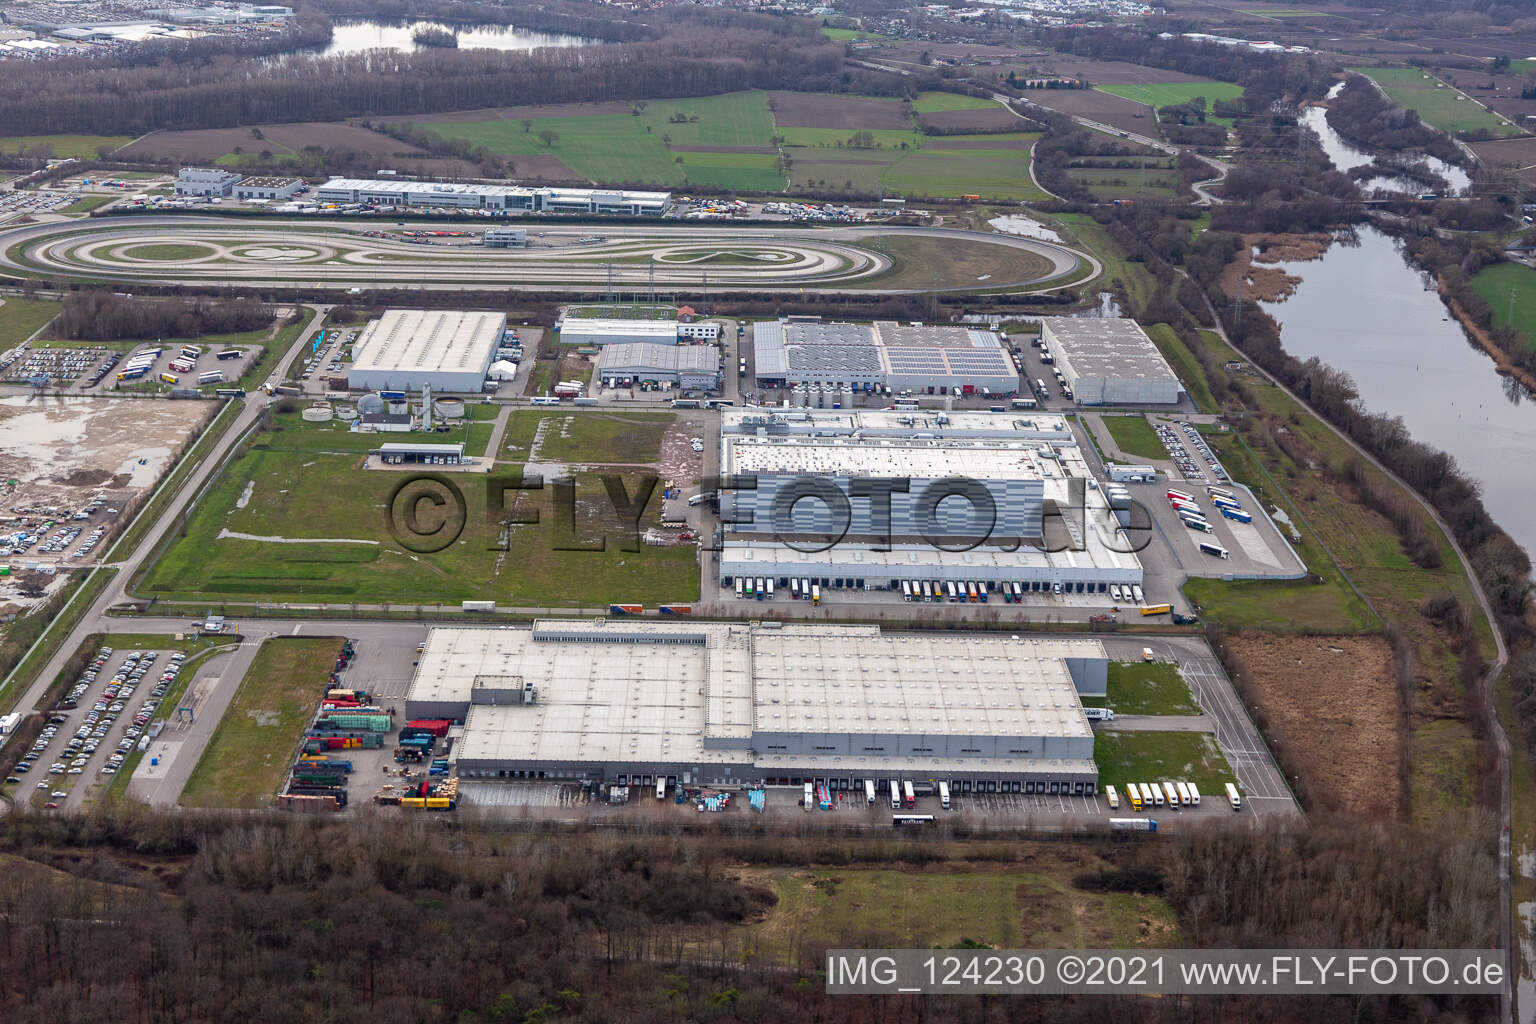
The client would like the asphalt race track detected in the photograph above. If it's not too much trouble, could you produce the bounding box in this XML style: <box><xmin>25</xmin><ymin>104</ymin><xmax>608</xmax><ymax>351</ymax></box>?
<box><xmin>1</xmin><ymin>216</ymin><xmax>1099</xmax><ymax>293</ymax></box>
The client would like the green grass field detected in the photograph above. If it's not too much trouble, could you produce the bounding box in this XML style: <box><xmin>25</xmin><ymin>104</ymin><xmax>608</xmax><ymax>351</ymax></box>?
<box><xmin>179</xmin><ymin>637</ymin><xmax>343</xmax><ymax>808</ymax></box>
<box><xmin>819</xmin><ymin>26</ymin><xmax>901</xmax><ymax>44</ymax></box>
<box><xmin>741</xmin><ymin>865</ymin><xmax>1178</xmax><ymax>963</ymax></box>
<box><xmin>1097</xmin><ymin>81</ymin><xmax>1245</xmax><ymax>127</ymax></box>
<box><xmin>1064</xmin><ymin>168</ymin><xmax>1177</xmax><ymax>200</ymax></box>
<box><xmin>1348</xmin><ymin>67</ymin><xmax>1518</xmax><ymax>138</ymax></box>
<box><xmin>1082</xmin><ymin>661</ymin><xmax>1202</xmax><ymax>716</ymax></box>
<box><xmin>62</xmin><ymin>194</ymin><xmax>118</xmax><ymax>215</ymax></box>
<box><xmin>1093</xmin><ymin>732</ymin><xmax>1235</xmax><ymax>794</ymax></box>
<box><xmin>1150</xmin><ymin>324</ymin><xmax>1216</xmax><ymax>413</ymax></box>
<box><xmin>138</xmin><ymin>416</ymin><xmax>700</xmax><ymax>608</ymax></box>
<box><xmin>1472</xmin><ymin>262</ymin><xmax>1536</xmax><ymax>353</ymax></box>
<box><xmin>504</xmin><ymin>410</ymin><xmax>675</xmax><ymax>463</ymax></box>
<box><xmin>1100</xmin><ymin>414</ymin><xmax>1166</xmax><ymax>460</ymax></box>
<box><xmin>428</xmin><ymin>91</ymin><xmax>783</xmax><ymax>190</ymax></box>
<box><xmin>431</xmin><ymin>90</ymin><xmax>1044</xmax><ymax>199</ymax></box>
<box><xmin>119</xmin><ymin>242</ymin><xmax>216</xmax><ymax>262</ymax></box>
<box><xmin>912</xmin><ymin>91</ymin><xmax>999</xmax><ymax>114</ymax></box>
<box><xmin>0</xmin><ymin>297</ymin><xmax>59</xmax><ymax>348</ymax></box>
<box><xmin>0</xmin><ymin>133</ymin><xmax>132</xmax><ymax>159</ymax></box>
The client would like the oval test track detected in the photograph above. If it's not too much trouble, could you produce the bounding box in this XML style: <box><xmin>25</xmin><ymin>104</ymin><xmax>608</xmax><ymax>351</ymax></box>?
<box><xmin>1</xmin><ymin>216</ymin><xmax>1100</xmax><ymax>295</ymax></box>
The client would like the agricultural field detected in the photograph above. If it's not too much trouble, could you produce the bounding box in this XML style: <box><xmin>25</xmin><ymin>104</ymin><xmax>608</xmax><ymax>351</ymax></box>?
<box><xmin>1472</xmin><ymin>262</ymin><xmax>1536</xmax><ymax>353</ymax></box>
<box><xmin>137</xmin><ymin>415</ymin><xmax>700</xmax><ymax>608</ymax></box>
<box><xmin>1092</xmin><ymin>732</ymin><xmax>1236</xmax><ymax>795</ymax></box>
<box><xmin>1096</xmin><ymin>81</ymin><xmax>1245</xmax><ymax>127</ymax></box>
<box><xmin>1019</xmin><ymin>86</ymin><xmax>1158</xmax><ymax>137</ymax></box>
<box><xmin>119</xmin><ymin>122</ymin><xmax>470</xmax><ymax>177</ymax></box>
<box><xmin>179</xmin><ymin>636</ymin><xmax>344</xmax><ymax>809</ymax></box>
<box><xmin>736</xmin><ymin>861</ymin><xmax>1179</xmax><ymax>964</ymax></box>
<box><xmin>0</xmin><ymin>133</ymin><xmax>131</xmax><ymax>159</ymax></box>
<box><xmin>1064</xmin><ymin>167</ymin><xmax>1178</xmax><ymax>200</ymax></box>
<box><xmin>1348</xmin><ymin>67</ymin><xmax>1520</xmax><ymax>138</ymax></box>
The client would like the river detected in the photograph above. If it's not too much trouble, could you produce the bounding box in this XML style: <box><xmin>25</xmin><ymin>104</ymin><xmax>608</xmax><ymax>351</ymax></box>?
<box><xmin>291</xmin><ymin>18</ymin><xmax>592</xmax><ymax>58</ymax></box>
<box><xmin>1303</xmin><ymin>82</ymin><xmax>1471</xmax><ymax>195</ymax></box>
<box><xmin>1257</xmin><ymin>225</ymin><xmax>1536</xmax><ymax>559</ymax></box>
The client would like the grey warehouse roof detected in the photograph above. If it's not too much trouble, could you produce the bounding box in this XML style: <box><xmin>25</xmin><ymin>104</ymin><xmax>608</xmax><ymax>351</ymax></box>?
<box><xmin>597</xmin><ymin>342</ymin><xmax>718</xmax><ymax>374</ymax></box>
<box><xmin>410</xmin><ymin>622</ymin><xmax>1102</xmax><ymax>771</ymax></box>
<box><xmin>1038</xmin><ymin>317</ymin><xmax>1179</xmax><ymax>386</ymax></box>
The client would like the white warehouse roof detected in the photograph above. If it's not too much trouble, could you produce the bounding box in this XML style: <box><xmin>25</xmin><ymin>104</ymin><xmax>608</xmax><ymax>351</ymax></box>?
<box><xmin>558</xmin><ymin>317</ymin><xmax>679</xmax><ymax>342</ymax></box>
<box><xmin>351</xmin><ymin>309</ymin><xmax>504</xmax><ymax>381</ymax></box>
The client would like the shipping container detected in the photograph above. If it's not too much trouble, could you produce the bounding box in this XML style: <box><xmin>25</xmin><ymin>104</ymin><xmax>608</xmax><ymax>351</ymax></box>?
<box><xmin>405</xmin><ymin>719</ymin><xmax>451</xmax><ymax>737</ymax></box>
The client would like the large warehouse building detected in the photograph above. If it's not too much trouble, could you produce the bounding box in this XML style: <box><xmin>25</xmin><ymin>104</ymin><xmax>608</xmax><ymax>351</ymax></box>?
<box><xmin>715</xmin><ymin>408</ymin><xmax>1143</xmax><ymax>594</ymax></box>
<box><xmin>347</xmin><ymin>309</ymin><xmax>504</xmax><ymax>393</ymax></box>
<box><xmin>1039</xmin><ymin>317</ymin><xmax>1183</xmax><ymax>405</ymax></box>
<box><xmin>596</xmin><ymin>342</ymin><xmax>720</xmax><ymax>390</ymax></box>
<box><xmin>556</xmin><ymin>317</ymin><xmax>682</xmax><ymax>347</ymax></box>
<box><xmin>410</xmin><ymin>621</ymin><xmax>1103</xmax><ymax>794</ymax></box>
<box><xmin>315</xmin><ymin>178</ymin><xmax>672</xmax><ymax>216</ymax></box>
<box><xmin>752</xmin><ymin>319</ymin><xmax>1018</xmax><ymax>396</ymax></box>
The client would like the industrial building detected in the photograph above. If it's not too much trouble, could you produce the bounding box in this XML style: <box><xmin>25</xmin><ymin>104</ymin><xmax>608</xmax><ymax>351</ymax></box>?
<box><xmin>1038</xmin><ymin>317</ymin><xmax>1182</xmax><ymax>405</ymax></box>
<box><xmin>347</xmin><ymin>309</ymin><xmax>505</xmax><ymax>393</ymax></box>
<box><xmin>715</xmin><ymin>408</ymin><xmax>1143</xmax><ymax>594</ymax></box>
<box><xmin>753</xmin><ymin>319</ymin><xmax>1018</xmax><ymax>396</ymax></box>
<box><xmin>232</xmin><ymin>176</ymin><xmax>304</xmax><ymax>200</ymax></box>
<box><xmin>411</xmin><ymin>621</ymin><xmax>1103</xmax><ymax>793</ymax></box>
<box><xmin>555</xmin><ymin>317</ymin><xmax>683</xmax><ymax>347</ymax></box>
<box><xmin>376</xmin><ymin>442</ymin><xmax>465</xmax><ymax>465</ymax></box>
<box><xmin>174</xmin><ymin>167</ymin><xmax>242</xmax><ymax>197</ymax></box>
<box><xmin>597</xmin><ymin>342</ymin><xmax>720</xmax><ymax>391</ymax></box>
<box><xmin>314</xmin><ymin>178</ymin><xmax>672</xmax><ymax>216</ymax></box>
<box><xmin>482</xmin><ymin>227</ymin><xmax>527</xmax><ymax>248</ymax></box>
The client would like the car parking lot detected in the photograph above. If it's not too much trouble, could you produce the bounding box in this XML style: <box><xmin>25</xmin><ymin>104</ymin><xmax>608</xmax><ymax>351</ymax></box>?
<box><xmin>0</xmin><ymin>187</ymin><xmax>83</xmax><ymax>218</ymax></box>
<box><xmin>5</xmin><ymin>645</ymin><xmax>185</xmax><ymax>809</ymax></box>
<box><xmin>0</xmin><ymin>345</ymin><xmax>117</xmax><ymax>386</ymax></box>
<box><xmin>1150</xmin><ymin>417</ymin><xmax>1229</xmax><ymax>485</ymax></box>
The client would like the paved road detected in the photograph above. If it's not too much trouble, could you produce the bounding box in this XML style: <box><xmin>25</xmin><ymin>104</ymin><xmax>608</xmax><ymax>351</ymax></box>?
<box><xmin>1104</xmin><ymin>714</ymin><xmax>1214</xmax><ymax>732</ymax></box>
<box><xmin>0</xmin><ymin>303</ymin><xmax>330</xmax><ymax>721</ymax></box>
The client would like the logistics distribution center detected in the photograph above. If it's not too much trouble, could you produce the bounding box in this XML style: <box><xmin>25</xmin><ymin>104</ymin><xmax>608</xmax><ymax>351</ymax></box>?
<box><xmin>753</xmin><ymin>319</ymin><xmax>1018</xmax><ymax>395</ymax></box>
<box><xmin>715</xmin><ymin>408</ymin><xmax>1143</xmax><ymax>595</ymax></box>
<box><xmin>409</xmin><ymin>621</ymin><xmax>1103</xmax><ymax>793</ymax></box>
<box><xmin>346</xmin><ymin>309</ymin><xmax>504</xmax><ymax>393</ymax></box>
<box><xmin>1038</xmin><ymin>317</ymin><xmax>1182</xmax><ymax>405</ymax></box>
<box><xmin>556</xmin><ymin>316</ymin><xmax>721</xmax><ymax>346</ymax></box>
<box><xmin>315</xmin><ymin>178</ymin><xmax>672</xmax><ymax>216</ymax></box>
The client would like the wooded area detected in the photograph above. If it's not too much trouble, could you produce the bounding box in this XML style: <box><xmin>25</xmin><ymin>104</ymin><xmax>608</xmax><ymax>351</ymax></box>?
<box><xmin>0</xmin><ymin>12</ymin><xmax>850</xmax><ymax>137</ymax></box>
<box><xmin>0</xmin><ymin>810</ymin><xmax>1497</xmax><ymax>1022</ymax></box>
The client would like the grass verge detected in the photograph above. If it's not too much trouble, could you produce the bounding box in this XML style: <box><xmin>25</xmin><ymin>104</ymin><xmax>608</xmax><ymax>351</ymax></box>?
<box><xmin>179</xmin><ymin>636</ymin><xmax>344</xmax><ymax>808</ymax></box>
<box><xmin>1082</xmin><ymin>660</ymin><xmax>1201</xmax><ymax>716</ymax></box>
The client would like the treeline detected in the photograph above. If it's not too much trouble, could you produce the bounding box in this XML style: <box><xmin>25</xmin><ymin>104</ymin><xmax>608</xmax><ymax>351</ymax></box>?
<box><xmin>311</xmin><ymin>0</ymin><xmax>661</xmax><ymax>43</ymax></box>
<box><xmin>0</xmin><ymin>13</ymin><xmax>843</xmax><ymax>137</ymax></box>
<box><xmin>0</xmin><ymin>808</ymin><xmax>1500</xmax><ymax>1022</ymax></box>
<box><xmin>51</xmin><ymin>292</ymin><xmax>275</xmax><ymax>343</ymax></box>
<box><xmin>1326</xmin><ymin>75</ymin><xmax>1469</xmax><ymax>166</ymax></box>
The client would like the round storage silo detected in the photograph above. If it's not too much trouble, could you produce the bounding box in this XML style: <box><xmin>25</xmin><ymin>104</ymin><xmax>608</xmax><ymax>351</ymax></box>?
<box><xmin>301</xmin><ymin>404</ymin><xmax>333</xmax><ymax>422</ymax></box>
<box><xmin>436</xmin><ymin>397</ymin><xmax>466</xmax><ymax>419</ymax></box>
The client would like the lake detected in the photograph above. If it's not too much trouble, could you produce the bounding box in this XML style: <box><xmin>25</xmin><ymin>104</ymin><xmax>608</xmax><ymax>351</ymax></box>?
<box><xmin>295</xmin><ymin>18</ymin><xmax>592</xmax><ymax>58</ymax></box>
<box><xmin>1258</xmin><ymin>225</ymin><xmax>1536</xmax><ymax>559</ymax></box>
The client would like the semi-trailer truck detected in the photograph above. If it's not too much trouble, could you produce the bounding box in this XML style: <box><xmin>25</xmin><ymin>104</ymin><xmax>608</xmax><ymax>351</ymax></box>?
<box><xmin>1109</xmin><ymin>818</ymin><xmax>1157</xmax><ymax>831</ymax></box>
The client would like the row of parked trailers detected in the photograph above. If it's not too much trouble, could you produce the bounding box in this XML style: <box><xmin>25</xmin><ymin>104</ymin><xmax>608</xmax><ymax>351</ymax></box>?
<box><xmin>1165</xmin><ymin>488</ymin><xmax>1231</xmax><ymax>559</ymax></box>
<box><xmin>1104</xmin><ymin>780</ymin><xmax>1243</xmax><ymax>812</ymax></box>
<box><xmin>802</xmin><ymin>779</ymin><xmax>955</xmax><ymax>811</ymax></box>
